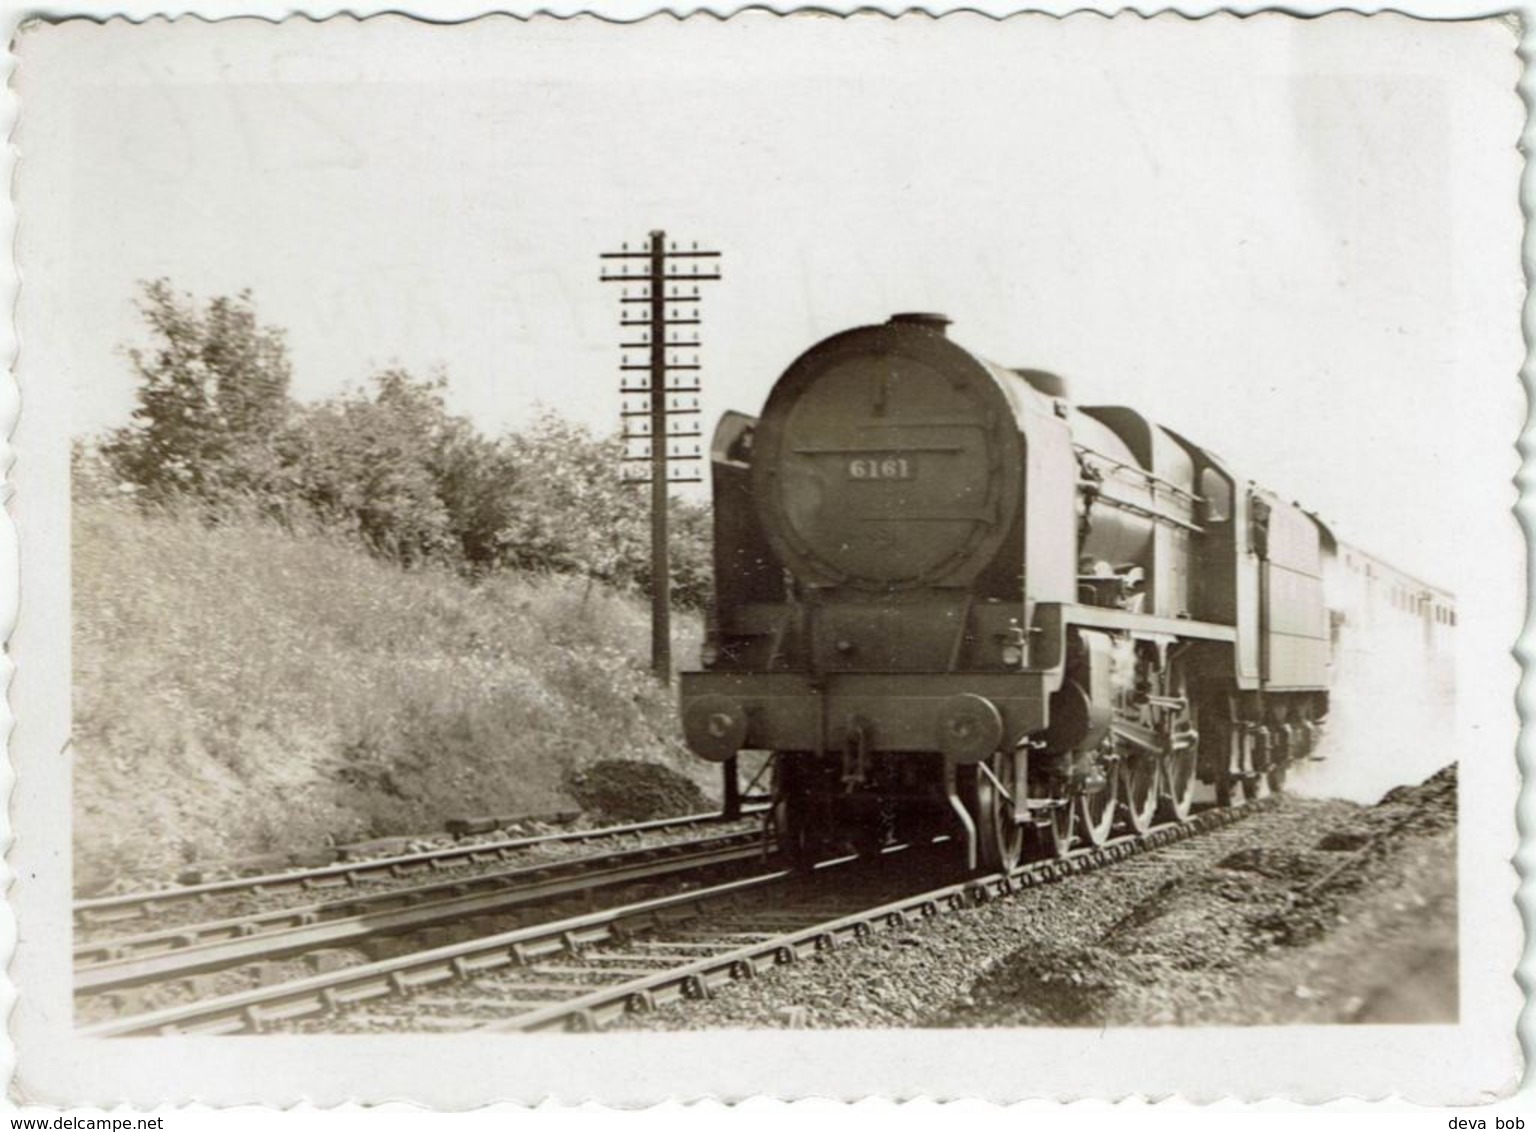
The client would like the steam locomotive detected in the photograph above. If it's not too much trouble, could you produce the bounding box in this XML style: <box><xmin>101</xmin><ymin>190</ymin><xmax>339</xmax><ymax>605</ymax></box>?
<box><xmin>680</xmin><ymin>313</ymin><xmax>1454</xmax><ymax>872</ymax></box>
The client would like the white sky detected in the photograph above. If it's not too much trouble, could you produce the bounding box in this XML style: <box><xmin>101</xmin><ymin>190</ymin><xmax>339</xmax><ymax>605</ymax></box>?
<box><xmin>19</xmin><ymin>13</ymin><xmax>1523</xmax><ymax>598</ymax></box>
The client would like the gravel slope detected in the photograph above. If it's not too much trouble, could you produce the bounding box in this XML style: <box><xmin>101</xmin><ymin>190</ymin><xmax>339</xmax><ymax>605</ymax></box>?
<box><xmin>620</xmin><ymin>767</ymin><xmax>1456</xmax><ymax>1031</ymax></box>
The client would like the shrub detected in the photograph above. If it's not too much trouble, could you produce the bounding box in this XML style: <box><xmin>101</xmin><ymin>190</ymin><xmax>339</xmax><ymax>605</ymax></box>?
<box><xmin>280</xmin><ymin>371</ymin><xmax>460</xmax><ymax>565</ymax></box>
<box><xmin>102</xmin><ymin>280</ymin><xmax>292</xmax><ymax>509</ymax></box>
<box><xmin>72</xmin><ymin>501</ymin><xmax>710</xmax><ymax>888</ymax></box>
<box><xmin>99</xmin><ymin>281</ymin><xmax>712</xmax><ymax>604</ymax></box>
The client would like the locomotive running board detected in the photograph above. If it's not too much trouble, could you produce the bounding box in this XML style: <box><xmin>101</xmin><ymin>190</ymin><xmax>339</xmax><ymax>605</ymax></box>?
<box><xmin>1054</xmin><ymin>604</ymin><xmax>1237</xmax><ymax>641</ymax></box>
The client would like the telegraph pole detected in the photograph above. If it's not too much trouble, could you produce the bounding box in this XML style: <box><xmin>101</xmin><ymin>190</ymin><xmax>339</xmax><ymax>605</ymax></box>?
<box><xmin>600</xmin><ymin>230</ymin><xmax>721</xmax><ymax>683</ymax></box>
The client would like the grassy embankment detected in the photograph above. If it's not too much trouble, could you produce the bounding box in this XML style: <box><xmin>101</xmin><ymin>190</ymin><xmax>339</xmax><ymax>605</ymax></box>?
<box><xmin>72</xmin><ymin>501</ymin><xmax>707</xmax><ymax>891</ymax></box>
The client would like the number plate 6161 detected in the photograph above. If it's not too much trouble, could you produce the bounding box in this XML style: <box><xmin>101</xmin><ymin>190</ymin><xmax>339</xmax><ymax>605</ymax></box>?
<box><xmin>847</xmin><ymin>456</ymin><xmax>914</xmax><ymax>481</ymax></box>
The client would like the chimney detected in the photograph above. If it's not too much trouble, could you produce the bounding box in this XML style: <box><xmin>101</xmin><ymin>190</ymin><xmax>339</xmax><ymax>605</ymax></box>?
<box><xmin>888</xmin><ymin>312</ymin><xmax>951</xmax><ymax>336</ymax></box>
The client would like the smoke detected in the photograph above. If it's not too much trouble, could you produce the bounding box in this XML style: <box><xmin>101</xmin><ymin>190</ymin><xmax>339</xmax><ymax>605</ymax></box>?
<box><xmin>1285</xmin><ymin>624</ymin><xmax>1456</xmax><ymax>805</ymax></box>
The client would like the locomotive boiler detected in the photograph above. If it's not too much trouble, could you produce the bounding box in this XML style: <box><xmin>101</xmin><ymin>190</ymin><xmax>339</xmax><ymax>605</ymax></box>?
<box><xmin>680</xmin><ymin>313</ymin><xmax>1401</xmax><ymax>872</ymax></box>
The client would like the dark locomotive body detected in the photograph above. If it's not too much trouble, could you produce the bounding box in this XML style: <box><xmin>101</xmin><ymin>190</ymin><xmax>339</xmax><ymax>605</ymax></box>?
<box><xmin>681</xmin><ymin>313</ymin><xmax>1452</xmax><ymax>870</ymax></box>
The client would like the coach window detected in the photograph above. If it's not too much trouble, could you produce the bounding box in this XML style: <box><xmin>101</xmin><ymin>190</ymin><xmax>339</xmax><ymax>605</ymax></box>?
<box><xmin>1199</xmin><ymin>468</ymin><xmax>1232</xmax><ymax>524</ymax></box>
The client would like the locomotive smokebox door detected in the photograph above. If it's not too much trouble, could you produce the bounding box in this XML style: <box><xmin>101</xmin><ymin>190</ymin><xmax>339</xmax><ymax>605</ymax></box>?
<box><xmin>749</xmin><ymin>316</ymin><xmax>1026</xmax><ymax>594</ymax></box>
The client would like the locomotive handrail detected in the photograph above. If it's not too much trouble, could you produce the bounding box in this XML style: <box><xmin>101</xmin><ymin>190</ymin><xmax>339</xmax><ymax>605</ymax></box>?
<box><xmin>1076</xmin><ymin>479</ymin><xmax>1205</xmax><ymax>535</ymax></box>
<box><xmin>789</xmin><ymin>442</ymin><xmax>964</xmax><ymax>454</ymax></box>
<box><xmin>1073</xmin><ymin>442</ymin><xmax>1204</xmax><ymax>503</ymax></box>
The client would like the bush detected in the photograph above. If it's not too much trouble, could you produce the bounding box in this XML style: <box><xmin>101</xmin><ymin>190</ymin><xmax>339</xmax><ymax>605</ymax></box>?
<box><xmin>281</xmin><ymin>371</ymin><xmax>462</xmax><ymax>565</ymax></box>
<box><xmin>72</xmin><ymin>501</ymin><xmax>711</xmax><ymax>889</ymax></box>
<box><xmin>74</xmin><ymin>282</ymin><xmax>722</xmax><ymax>886</ymax></box>
<box><xmin>102</xmin><ymin>280</ymin><xmax>292</xmax><ymax>509</ymax></box>
<box><xmin>98</xmin><ymin>281</ymin><xmax>712</xmax><ymax>605</ymax></box>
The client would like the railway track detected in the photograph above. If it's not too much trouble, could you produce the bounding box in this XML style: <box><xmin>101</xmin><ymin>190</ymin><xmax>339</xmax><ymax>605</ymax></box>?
<box><xmin>74</xmin><ymin>826</ymin><xmax>770</xmax><ymax>1002</ymax></box>
<box><xmin>75</xmin><ymin>808</ymin><xmax>766</xmax><ymax>933</ymax></box>
<box><xmin>82</xmin><ymin>796</ymin><xmax>1275</xmax><ymax>1038</ymax></box>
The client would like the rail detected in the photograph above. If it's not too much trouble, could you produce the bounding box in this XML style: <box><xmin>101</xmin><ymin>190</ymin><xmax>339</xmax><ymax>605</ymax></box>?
<box><xmin>76</xmin><ymin>807</ymin><xmax>766</xmax><ymax>929</ymax></box>
<box><xmin>76</xmin><ymin>829</ymin><xmax>772</xmax><ymax>996</ymax></box>
<box><xmin>84</xmin><ymin>798</ymin><xmax>1273</xmax><ymax>1038</ymax></box>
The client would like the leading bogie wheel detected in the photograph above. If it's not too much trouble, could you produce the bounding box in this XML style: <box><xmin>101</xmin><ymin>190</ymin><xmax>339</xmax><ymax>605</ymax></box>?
<box><xmin>771</xmin><ymin>758</ymin><xmax>828</xmax><ymax>870</ymax></box>
<box><xmin>963</xmin><ymin>751</ymin><xmax>1025</xmax><ymax>874</ymax></box>
<box><xmin>772</xmin><ymin>792</ymin><xmax>813</xmax><ymax>868</ymax></box>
